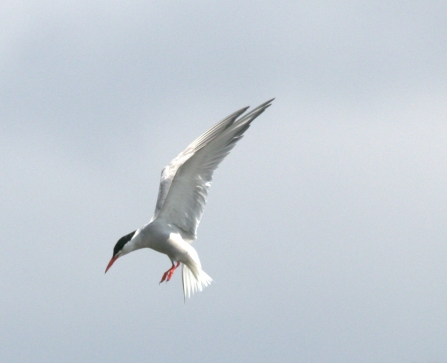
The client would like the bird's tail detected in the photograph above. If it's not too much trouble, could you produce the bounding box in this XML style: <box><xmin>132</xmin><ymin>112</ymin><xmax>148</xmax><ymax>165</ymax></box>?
<box><xmin>182</xmin><ymin>257</ymin><xmax>213</xmax><ymax>299</ymax></box>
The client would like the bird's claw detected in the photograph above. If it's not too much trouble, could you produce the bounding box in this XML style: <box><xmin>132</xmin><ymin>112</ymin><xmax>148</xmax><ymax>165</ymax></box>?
<box><xmin>159</xmin><ymin>262</ymin><xmax>180</xmax><ymax>284</ymax></box>
<box><xmin>159</xmin><ymin>271</ymin><xmax>169</xmax><ymax>284</ymax></box>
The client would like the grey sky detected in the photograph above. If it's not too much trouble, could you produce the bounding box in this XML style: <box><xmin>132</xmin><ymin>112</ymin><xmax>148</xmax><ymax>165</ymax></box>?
<box><xmin>1</xmin><ymin>1</ymin><xmax>447</xmax><ymax>362</ymax></box>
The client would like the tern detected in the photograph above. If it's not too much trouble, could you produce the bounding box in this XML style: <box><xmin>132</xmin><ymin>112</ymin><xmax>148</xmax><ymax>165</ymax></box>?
<box><xmin>105</xmin><ymin>99</ymin><xmax>274</xmax><ymax>298</ymax></box>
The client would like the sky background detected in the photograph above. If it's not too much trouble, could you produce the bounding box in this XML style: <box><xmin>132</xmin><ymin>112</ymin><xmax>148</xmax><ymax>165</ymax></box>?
<box><xmin>1</xmin><ymin>1</ymin><xmax>447</xmax><ymax>362</ymax></box>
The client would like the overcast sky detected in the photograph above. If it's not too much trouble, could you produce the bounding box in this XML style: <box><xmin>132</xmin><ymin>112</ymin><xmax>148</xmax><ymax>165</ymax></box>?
<box><xmin>1</xmin><ymin>1</ymin><xmax>447</xmax><ymax>362</ymax></box>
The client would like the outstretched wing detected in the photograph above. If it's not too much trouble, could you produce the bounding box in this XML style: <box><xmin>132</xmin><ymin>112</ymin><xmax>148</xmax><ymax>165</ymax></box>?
<box><xmin>151</xmin><ymin>99</ymin><xmax>274</xmax><ymax>241</ymax></box>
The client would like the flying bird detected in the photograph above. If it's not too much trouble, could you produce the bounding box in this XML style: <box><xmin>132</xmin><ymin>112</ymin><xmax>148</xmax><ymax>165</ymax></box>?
<box><xmin>105</xmin><ymin>99</ymin><xmax>274</xmax><ymax>299</ymax></box>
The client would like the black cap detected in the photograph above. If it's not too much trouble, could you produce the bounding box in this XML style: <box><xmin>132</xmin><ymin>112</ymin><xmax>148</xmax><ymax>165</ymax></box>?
<box><xmin>113</xmin><ymin>230</ymin><xmax>136</xmax><ymax>256</ymax></box>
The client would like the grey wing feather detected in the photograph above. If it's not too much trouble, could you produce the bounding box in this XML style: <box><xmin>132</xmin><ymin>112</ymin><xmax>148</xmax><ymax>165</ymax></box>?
<box><xmin>150</xmin><ymin>99</ymin><xmax>274</xmax><ymax>241</ymax></box>
<box><xmin>150</xmin><ymin>106</ymin><xmax>249</xmax><ymax>222</ymax></box>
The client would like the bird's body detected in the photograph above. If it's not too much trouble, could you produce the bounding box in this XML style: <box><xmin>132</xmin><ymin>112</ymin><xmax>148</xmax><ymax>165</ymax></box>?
<box><xmin>106</xmin><ymin>99</ymin><xmax>274</xmax><ymax>299</ymax></box>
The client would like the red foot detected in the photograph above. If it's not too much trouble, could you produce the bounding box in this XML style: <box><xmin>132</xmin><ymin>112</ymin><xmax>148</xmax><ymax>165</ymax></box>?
<box><xmin>159</xmin><ymin>262</ymin><xmax>180</xmax><ymax>284</ymax></box>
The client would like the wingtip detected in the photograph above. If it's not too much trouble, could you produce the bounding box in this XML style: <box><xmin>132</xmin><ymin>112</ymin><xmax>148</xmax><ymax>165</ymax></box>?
<box><xmin>263</xmin><ymin>97</ymin><xmax>275</xmax><ymax>106</ymax></box>
<box><xmin>235</xmin><ymin>99</ymin><xmax>274</xmax><ymax>116</ymax></box>
<box><xmin>251</xmin><ymin>98</ymin><xmax>275</xmax><ymax>112</ymax></box>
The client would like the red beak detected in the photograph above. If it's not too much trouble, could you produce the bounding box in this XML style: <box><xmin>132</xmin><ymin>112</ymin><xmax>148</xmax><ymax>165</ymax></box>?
<box><xmin>105</xmin><ymin>254</ymin><xmax>120</xmax><ymax>273</ymax></box>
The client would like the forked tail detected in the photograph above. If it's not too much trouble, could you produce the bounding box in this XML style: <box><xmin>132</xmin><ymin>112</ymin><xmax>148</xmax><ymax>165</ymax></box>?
<box><xmin>182</xmin><ymin>262</ymin><xmax>213</xmax><ymax>299</ymax></box>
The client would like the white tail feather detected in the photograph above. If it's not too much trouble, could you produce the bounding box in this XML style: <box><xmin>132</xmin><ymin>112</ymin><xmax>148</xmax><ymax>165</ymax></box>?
<box><xmin>182</xmin><ymin>262</ymin><xmax>212</xmax><ymax>299</ymax></box>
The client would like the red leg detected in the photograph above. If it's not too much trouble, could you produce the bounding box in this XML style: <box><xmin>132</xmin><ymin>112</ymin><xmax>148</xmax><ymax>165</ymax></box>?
<box><xmin>159</xmin><ymin>262</ymin><xmax>180</xmax><ymax>284</ymax></box>
<box><xmin>166</xmin><ymin>262</ymin><xmax>180</xmax><ymax>281</ymax></box>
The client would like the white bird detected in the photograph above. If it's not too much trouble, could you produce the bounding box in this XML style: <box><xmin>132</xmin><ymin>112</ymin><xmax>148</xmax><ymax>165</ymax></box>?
<box><xmin>105</xmin><ymin>99</ymin><xmax>274</xmax><ymax>299</ymax></box>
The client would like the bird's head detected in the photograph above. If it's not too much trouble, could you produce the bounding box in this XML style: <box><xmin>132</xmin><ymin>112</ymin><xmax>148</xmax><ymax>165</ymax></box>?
<box><xmin>105</xmin><ymin>230</ymin><xmax>137</xmax><ymax>273</ymax></box>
